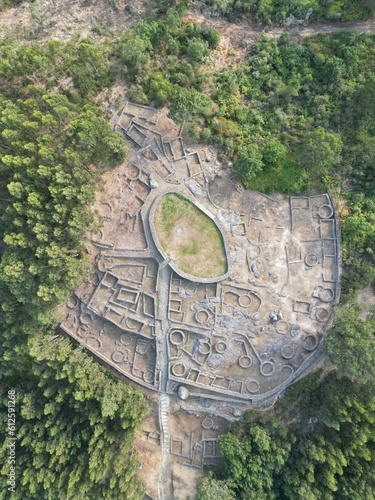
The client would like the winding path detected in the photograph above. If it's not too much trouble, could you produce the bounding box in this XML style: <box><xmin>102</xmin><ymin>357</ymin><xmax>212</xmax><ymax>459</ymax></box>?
<box><xmin>0</xmin><ymin>0</ymin><xmax>373</xmax><ymax>43</ymax></box>
<box><xmin>187</xmin><ymin>10</ymin><xmax>375</xmax><ymax>39</ymax></box>
<box><xmin>185</xmin><ymin>11</ymin><xmax>375</xmax><ymax>69</ymax></box>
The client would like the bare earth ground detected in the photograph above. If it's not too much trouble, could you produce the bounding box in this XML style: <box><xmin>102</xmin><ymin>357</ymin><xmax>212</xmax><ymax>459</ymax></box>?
<box><xmin>2</xmin><ymin>3</ymin><xmax>373</xmax><ymax>499</ymax></box>
<box><xmin>59</xmin><ymin>102</ymin><xmax>340</xmax><ymax>499</ymax></box>
<box><xmin>0</xmin><ymin>0</ymin><xmax>148</xmax><ymax>41</ymax></box>
<box><xmin>0</xmin><ymin>1</ymin><xmax>374</xmax><ymax>55</ymax></box>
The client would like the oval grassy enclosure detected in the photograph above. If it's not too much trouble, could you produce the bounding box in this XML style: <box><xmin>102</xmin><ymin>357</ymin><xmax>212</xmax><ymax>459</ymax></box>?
<box><xmin>154</xmin><ymin>193</ymin><xmax>228</xmax><ymax>279</ymax></box>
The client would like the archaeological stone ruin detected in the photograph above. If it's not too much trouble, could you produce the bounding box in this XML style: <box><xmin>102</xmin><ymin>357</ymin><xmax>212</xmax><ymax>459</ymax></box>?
<box><xmin>60</xmin><ymin>101</ymin><xmax>341</xmax><ymax>498</ymax></box>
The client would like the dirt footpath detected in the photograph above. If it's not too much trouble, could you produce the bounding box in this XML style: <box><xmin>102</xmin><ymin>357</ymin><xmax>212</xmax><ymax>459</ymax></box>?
<box><xmin>1</xmin><ymin>0</ymin><xmax>373</xmax><ymax>47</ymax></box>
<box><xmin>185</xmin><ymin>9</ymin><xmax>375</xmax><ymax>68</ymax></box>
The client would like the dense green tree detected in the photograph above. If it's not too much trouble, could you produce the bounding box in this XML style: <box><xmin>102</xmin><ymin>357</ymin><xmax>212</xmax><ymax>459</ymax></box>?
<box><xmin>233</xmin><ymin>146</ymin><xmax>264</xmax><ymax>185</ymax></box>
<box><xmin>219</xmin><ymin>423</ymin><xmax>293</xmax><ymax>499</ymax></box>
<box><xmin>262</xmin><ymin>139</ymin><xmax>287</xmax><ymax>168</ymax></box>
<box><xmin>295</xmin><ymin>127</ymin><xmax>342</xmax><ymax>175</ymax></box>
<box><xmin>197</xmin><ymin>472</ymin><xmax>236</xmax><ymax>500</ymax></box>
<box><xmin>0</xmin><ymin>90</ymin><xmax>126</xmax><ymax>314</ymax></box>
<box><xmin>0</xmin><ymin>332</ymin><xmax>147</xmax><ymax>499</ymax></box>
<box><xmin>201</xmin><ymin>372</ymin><xmax>375</xmax><ymax>500</ymax></box>
<box><xmin>203</xmin><ymin>0</ymin><xmax>375</xmax><ymax>24</ymax></box>
<box><xmin>187</xmin><ymin>39</ymin><xmax>210</xmax><ymax>63</ymax></box>
<box><xmin>68</xmin><ymin>41</ymin><xmax>115</xmax><ymax>97</ymax></box>
<box><xmin>325</xmin><ymin>305</ymin><xmax>375</xmax><ymax>387</ymax></box>
<box><xmin>340</xmin><ymin>194</ymin><xmax>375</xmax><ymax>299</ymax></box>
<box><xmin>170</xmin><ymin>87</ymin><xmax>212</xmax><ymax>123</ymax></box>
<box><xmin>280</xmin><ymin>374</ymin><xmax>375</xmax><ymax>499</ymax></box>
<box><xmin>122</xmin><ymin>33</ymin><xmax>153</xmax><ymax>76</ymax></box>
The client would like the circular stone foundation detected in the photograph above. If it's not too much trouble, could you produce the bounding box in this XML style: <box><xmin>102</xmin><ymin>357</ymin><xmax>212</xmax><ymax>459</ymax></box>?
<box><xmin>215</xmin><ymin>341</ymin><xmax>227</xmax><ymax>354</ymax></box>
<box><xmin>185</xmin><ymin>282</ymin><xmax>198</xmax><ymax>296</ymax></box>
<box><xmin>276</xmin><ymin>321</ymin><xmax>289</xmax><ymax>335</ymax></box>
<box><xmin>238</xmin><ymin>294</ymin><xmax>252</xmax><ymax>308</ymax></box>
<box><xmin>305</xmin><ymin>253</ymin><xmax>319</xmax><ymax>267</ymax></box>
<box><xmin>198</xmin><ymin>341</ymin><xmax>211</xmax><ymax>355</ymax></box>
<box><xmin>85</xmin><ymin>336</ymin><xmax>102</xmax><ymax>350</ymax></box>
<box><xmin>171</xmin><ymin>363</ymin><xmax>187</xmax><ymax>377</ymax></box>
<box><xmin>302</xmin><ymin>334</ymin><xmax>318</xmax><ymax>351</ymax></box>
<box><xmin>195</xmin><ymin>309</ymin><xmax>210</xmax><ymax>324</ymax></box>
<box><xmin>246</xmin><ymin>379</ymin><xmax>260</xmax><ymax>393</ymax></box>
<box><xmin>238</xmin><ymin>355</ymin><xmax>252</xmax><ymax>368</ymax></box>
<box><xmin>111</xmin><ymin>350</ymin><xmax>129</xmax><ymax>363</ymax></box>
<box><xmin>318</xmin><ymin>204</ymin><xmax>334</xmax><ymax>219</ymax></box>
<box><xmin>281</xmin><ymin>345</ymin><xmax>295</xmax><ymax>359</ymax></box>
<box><xmin>316</xmin><ymin>308</ymin><xmax>329</xmax><ymax>322</ymax></box>
<box><xmin>170</xmin><ymin>330</ymin><xmax>185</xmax><ymax>346</ymax></box>
<box><xmin>120</xmin><ymin>333</ymin><xmax>133</xmax><ymax>345</ymax></box>
<box><xmin>260</xmin><ymin>361</ymin><xmax>276</xmax><ymax>376</ymax></box>
<box><xmin>319</xmin><ymin>288</ymin><xmax>334</xmax><ymax>303</ymax></box>
<box><xmin>127</xmin><ymin>164</ymin><xmax>140</xmax><ymax>180</ymax></box>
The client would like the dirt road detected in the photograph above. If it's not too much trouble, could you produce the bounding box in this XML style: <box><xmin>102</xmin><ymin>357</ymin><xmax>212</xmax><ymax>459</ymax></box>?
<box><xmin>187</xmin><ymin>8</ymin><xmax>375</xmax><ymax>38</ymax></box>
<box><xmin>0</xmin><ymin>0</ymin><xmax>373</xmax><ymax>44</ymax></box>
<box><xmin>184</xmin><ymin>11</ymin><xmax>375</xmax><ymax>68</ymax></box>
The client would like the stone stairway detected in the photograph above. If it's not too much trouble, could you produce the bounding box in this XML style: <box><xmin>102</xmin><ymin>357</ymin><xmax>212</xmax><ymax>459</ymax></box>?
<box><xmin>159</xmin><ymin>393</ymin><xmax>170</xmax><ymax>454</ymax></box>
<box><xmin>158</xmin><ymin>393</ymin><xmax>171</xmax><ymax>499</ymax></box>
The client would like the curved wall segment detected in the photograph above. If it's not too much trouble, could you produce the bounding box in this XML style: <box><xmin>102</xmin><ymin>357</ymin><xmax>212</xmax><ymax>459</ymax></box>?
<box><xmin>149</xmin><ymin>189</ymin><xmax>231</xmax><ymax>284</ymax></box>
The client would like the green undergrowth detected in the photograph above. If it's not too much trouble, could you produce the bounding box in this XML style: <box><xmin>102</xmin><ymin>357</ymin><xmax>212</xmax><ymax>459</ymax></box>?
<box><xmin>248</xmin><ymin>161</ymin><xmax>308</xmax><ymax>194</ymax></box>
<box><xmin>201</xmin><ymin>0</ymin><xmax>375</xmax><ymax>24</ymax></box>
<box><xmin>198</xmin><ymin>370</ymin><xmax>375</xmax><ymax>499</ymax></box>
<box><xmin>0</xmin><ymin>0</ymin><xmax>23</xmax><ymax>11</ymax></box>
<box><xmin>0</xmin><ymin>29</ymin><xmax>146</xmax><ymax>500</ymax></box>
<box><xmin>157</xmin><ymin>193</ymin><xmax>191</xmax><ymax>235</ymax></box>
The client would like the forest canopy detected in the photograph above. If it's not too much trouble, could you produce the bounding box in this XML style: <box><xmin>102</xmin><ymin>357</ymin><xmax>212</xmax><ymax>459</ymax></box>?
<box><xmin>198</xmin><ymin>371</ymin><xmax>375</xmax><ymax>499</ymax></box>
<box><xmin>201</xmin><ymin>0</ymin><xmax>375</xmax><ymax>24</ymax></box>
<box><xmin>0</xmin><ymin>35</ymin><xmax>146</xmax><ymax>499</ymax></box>
<box><xmin>0</xmin><ymin>2</ymin><xmax>374</xmax><ymax>498</ymax></box>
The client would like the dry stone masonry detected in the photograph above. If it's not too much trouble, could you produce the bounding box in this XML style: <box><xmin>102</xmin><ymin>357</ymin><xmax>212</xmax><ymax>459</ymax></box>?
<box><xmin>60</xmin><ymin>102</ymin><xmax>341</xmax><ymax>496</ymax></box>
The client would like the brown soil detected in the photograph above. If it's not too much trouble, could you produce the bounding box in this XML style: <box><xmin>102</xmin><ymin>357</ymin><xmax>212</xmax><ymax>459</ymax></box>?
<box><xmin>3</xmin><ymin>4</ymin><xmax>373</xmax><ymax>499</ymax></box>
<box><xmin>133</xmin><ymin>395</ymin><xmax>162</xmax><ymax>500</ymax></box>
<box><xmin>1</xmin><ymin>1</ymin><xmax>373</xmax><ymax>54</ymax></box>
<box><xmin>357</xmin><ymin>284</ymin><xmax>375</xmax><ymax>320</ymax></box>
<box><xmin>0</xmin><ymin>0</ymin><xmax>148</xmax><ymax>41</ymax></box>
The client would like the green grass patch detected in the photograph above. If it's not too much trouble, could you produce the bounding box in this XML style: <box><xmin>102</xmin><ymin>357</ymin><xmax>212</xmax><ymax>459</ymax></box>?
<box><xmin>180</xmin><ymin>242</ymin><xmax>198</xmax><ymax>256</ymax></box>
<box><xmin>154</xmin><ymin>193</ymin><xmax>227</xmax><ymax>278</ymax></box>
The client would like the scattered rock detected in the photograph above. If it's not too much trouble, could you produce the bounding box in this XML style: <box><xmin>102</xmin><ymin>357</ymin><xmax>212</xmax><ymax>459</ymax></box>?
<box><xmin>178</xmin><ymin>386</ymin><xmax>189</xmax><ymax>400</ymax></box>
<box><xmin>269</xmin><ymin>312</ymin><xmax>278</xmax><ymax>323</ymax></box>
